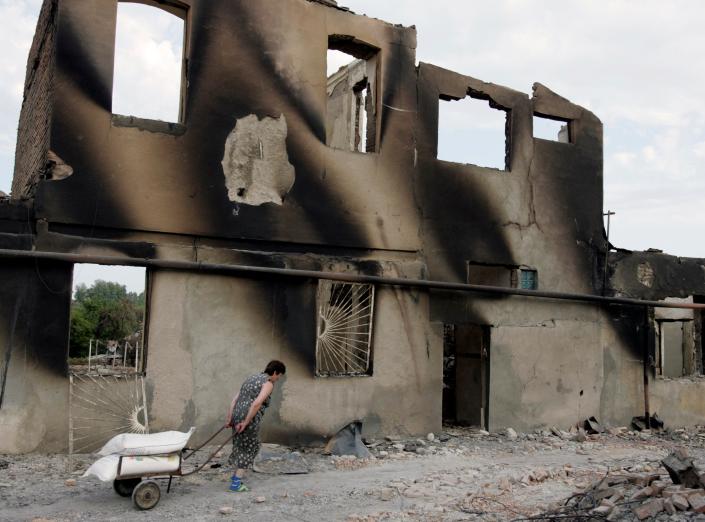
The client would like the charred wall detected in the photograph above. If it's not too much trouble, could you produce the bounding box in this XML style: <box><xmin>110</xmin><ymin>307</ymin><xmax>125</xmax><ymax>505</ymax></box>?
<box><xmin>31</xmin><ymin>0</ymin><xmax>420</xmax><ymax>252</ymax></box>
<box><xmin>4</xmin><ymin>0</ymin><xmax>705</xmax><ymax>449</ymax></box>
<box><xmin>0</xmin><ymin>257</ymin><xmax>72</xmax><ymax>453</ymax></box>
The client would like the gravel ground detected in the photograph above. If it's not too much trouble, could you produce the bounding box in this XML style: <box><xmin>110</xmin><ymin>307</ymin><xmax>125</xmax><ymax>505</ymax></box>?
<box><xmin>2</xmin><ymin>425</ymin><xmax>705</xmax><ymax>521</ymax></box>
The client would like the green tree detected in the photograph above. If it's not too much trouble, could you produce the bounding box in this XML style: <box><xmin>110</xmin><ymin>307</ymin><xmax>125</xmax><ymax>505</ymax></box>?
<box><xmin>69</xmin><ymin>280</ymin><xmax>145</xmax><ymax>358</ymax></box>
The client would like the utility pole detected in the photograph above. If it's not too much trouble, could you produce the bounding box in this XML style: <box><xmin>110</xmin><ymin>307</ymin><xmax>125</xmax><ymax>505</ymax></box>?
<box><xmin>602</xmin><ymin>211</ymin><xmax>616</xmax><ymax>295</ymax></box>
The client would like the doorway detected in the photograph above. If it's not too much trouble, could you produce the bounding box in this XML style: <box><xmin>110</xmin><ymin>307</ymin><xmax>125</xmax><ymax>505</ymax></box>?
<box><xmin>442</xmin><ymin>324</ymin><xmax>490</xmax><ymax>428</ymax></box>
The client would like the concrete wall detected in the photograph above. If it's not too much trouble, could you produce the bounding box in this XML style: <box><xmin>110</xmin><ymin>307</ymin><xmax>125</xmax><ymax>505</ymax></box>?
<box><xmin>0</xmin><ymin>259</ymin><xmax>72</xmax><ymax>453</ymax></box>
<box><xmin>145</xmin><ymin>269</ymin><xmax>442</xmax><ymax>444</ymax></box>
<box><xmin>606</xmin><ymin>251</ymin><xmax>705</xmax><ymax>429</ymax></box>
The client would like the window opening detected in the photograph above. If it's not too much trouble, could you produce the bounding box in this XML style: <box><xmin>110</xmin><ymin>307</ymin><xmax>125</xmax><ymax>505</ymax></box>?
<box><xmin>519</xmin><ymin>269</ymin><xmax>538</xmax><ymax>290</ymax></box>
<box><xmin>656</xmin><ymin>320</ymin><xmax>695</xmax><ymax>378</ymax></box>
<box><xmin>315</xmin><ymin>280</ymin><xmax>374</xmax><ymax>377</ymax></box>
<box><xmin>326</xmin><ymin>37</ymin><xmax>379</xmax><ymax>153</ymax></box>
<box><xmin>533</xmin><ymin>114</ymin><xmax>571</xmax><ymax>143</ymax></box>
<box><xmin>467</xmin><ymin>262</ymin><xmax>516</xmax><ymax>288</ymax></box>
<box><xmin>112</xmin><ymin>2</ymin><xmax>186</xmax><ymax>123</ymax></box>
<box><xmin>68</xmin><ymin>264</ymin><xmax>149</xmax><ymax>456</ymax></box>
<box><xmin>70</xmin><ymin>264</ymin><xmax>147</xmax><ymax>374</ymax></box>
<box><xmin>438</xmin><ymin>92</ymin><xmax>510</xmax><ymax>170</ymax></box>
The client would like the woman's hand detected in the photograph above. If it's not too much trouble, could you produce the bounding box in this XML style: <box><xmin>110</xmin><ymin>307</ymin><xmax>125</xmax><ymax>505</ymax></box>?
<box><xmin>234</xmin><ymin>421</ymin><xmax>248</xmax><ymax>434</ymax></box>
<box><xmin>225</xmin><ymin>419</ymin><xmax>233</xmax><ymax>428</ymax></box>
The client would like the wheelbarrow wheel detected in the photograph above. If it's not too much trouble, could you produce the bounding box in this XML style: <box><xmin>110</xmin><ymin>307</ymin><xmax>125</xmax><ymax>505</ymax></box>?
<box><xmin>132</xmin><ymin>480</ymin><xmax>161</xmax><ymax>510</ymax></box>
<box><xmin>113</xmin><ymin>478</ymin><xmax>140</xmax><ymax>497</ymax></box>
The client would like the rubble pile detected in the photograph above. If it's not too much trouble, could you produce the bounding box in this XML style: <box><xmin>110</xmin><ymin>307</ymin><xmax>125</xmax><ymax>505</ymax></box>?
<box><xmin>535</xmin><ymin>449</ymin><xmax>705</xmax><ymax>520</ymax></box>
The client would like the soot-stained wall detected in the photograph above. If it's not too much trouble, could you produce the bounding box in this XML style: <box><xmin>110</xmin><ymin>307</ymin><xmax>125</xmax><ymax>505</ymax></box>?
<box><xmin>5</xmin><ymin>0</ymin><xmax>705</xmax><ymax>452</ymax></box>
<box><xmin>0</xmin><ymin>258</ymin><xmax>72</xmax><ymax>453</ymax></box>
<box><xmin>145</xmin><ymin>269</ymin><xmax>442</xmax><ymax>445</ymax></box>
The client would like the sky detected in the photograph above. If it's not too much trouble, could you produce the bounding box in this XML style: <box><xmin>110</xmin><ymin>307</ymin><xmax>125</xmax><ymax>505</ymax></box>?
<box><xmin>1</xmin><ymin>0</ymin><xmax>704</xmax><ymax>291</ymax></box>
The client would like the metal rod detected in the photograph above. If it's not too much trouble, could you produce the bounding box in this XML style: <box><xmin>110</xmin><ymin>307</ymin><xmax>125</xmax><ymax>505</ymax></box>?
<box><xmin>183</xmin><ymin>425</ymin><xmax>227</xmax><ymax>461</ymax></box>
<box><xmin>1</xmin><ymin>248</ymin><xmax>704</xmax><ymax>310</ymax></box>
<box><xmin>602</xmin><ymin>210</ymin><xmax>615</xmax><ymax>295</ymax></box>
<box><xmin>643</xmin><ymin>306</ymin><xmax>651</xmax><ymax>430</ymax></box>
<box><xmin>87</xmin><ymin>340</ymin><xmax>92</xmax><ymax>372</ymax></box>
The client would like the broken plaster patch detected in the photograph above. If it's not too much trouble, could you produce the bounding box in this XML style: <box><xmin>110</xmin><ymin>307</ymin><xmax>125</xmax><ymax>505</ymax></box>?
<box><xmin>637</xmin><ymin>262</ymin><xmax>655</xmax><ymax>288</ymax></box>
<box><xmin>221</xmin><ymin>114</ymin><xmax>295</xmax><ymax>206</ymax></box>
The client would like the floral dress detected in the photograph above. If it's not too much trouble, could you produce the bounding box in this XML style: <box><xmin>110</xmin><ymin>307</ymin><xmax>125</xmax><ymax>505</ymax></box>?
<box><xmin>228</xmin><ymin>373</ymin><xmax>271</xmax><ymax>469</ymax></box>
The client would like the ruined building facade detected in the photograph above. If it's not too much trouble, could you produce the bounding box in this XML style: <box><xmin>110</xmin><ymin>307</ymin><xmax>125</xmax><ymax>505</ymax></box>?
<box><xmin>1</xmin><ymin>0</ymin><xmax>704</xmax><ymax>453</ymax></box>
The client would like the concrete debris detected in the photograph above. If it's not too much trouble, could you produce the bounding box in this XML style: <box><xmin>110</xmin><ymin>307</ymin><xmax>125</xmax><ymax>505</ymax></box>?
<box><xmin>690</xmin><ymin>493</ymin><xmax>705</xmax><ymax>513</ymax></box>
<box><xmin>584</xmin><ymin>416</ymin><xmax>605</xmax><ymax>434</ymax></box>
<box><xmin>533</xmin><ymin>449</ymin><xmax>705</xmax><ymax>520</ymax></box>
<box><xmin>506</xmin><ymin>427</ymin><xmax>518</xmax><ymax>440</ymax></box>
<box><xmin>254</xmin><ymin>496</ymin><xmax>266</xmax><ymax>503</ymax></box>
<box><xmin>662</xmin><ymin>448</ymin><xmax>705</xmax><ymax>489</ymax></box>
<box><xmin>633</xmin><ymin>498</ymin><xmax>664</xmax><ymax>520</ymax></box>
<box><xmin>64</xmin><ymin>479</ymin><xmax>76</xmax><ymax>487</ymax></box>
<box><xmin>324</xmin><ymin>421</ymin><xmax>372</xmax><ymax>459</ymax></box>
<box><xmin>219</xmin><ymin>506</ymin><xmax>233</xmax><ymax>515</ymax></box>
<box><xmin>632</xmin><ymin>413</ymin><xmax>664</xmax><ymax>432</ymax></box>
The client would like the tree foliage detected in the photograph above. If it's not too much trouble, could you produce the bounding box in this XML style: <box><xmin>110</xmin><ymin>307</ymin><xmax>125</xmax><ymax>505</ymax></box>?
<box><xmin>69</xmin><ymin>280</ymin><xmax>145</xmax><ymax>357</ymax></box>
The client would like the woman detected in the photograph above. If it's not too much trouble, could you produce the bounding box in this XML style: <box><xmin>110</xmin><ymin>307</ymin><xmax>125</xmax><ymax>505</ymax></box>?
<box><xmin>225</xmin><ymin>360</ymin><xmax>286</xmax><ymax>492</ymax></box>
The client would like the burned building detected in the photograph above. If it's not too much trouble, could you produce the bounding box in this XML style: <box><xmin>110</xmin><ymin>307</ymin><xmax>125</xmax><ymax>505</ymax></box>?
<box><xmin>1</xmin><ymin>0</ymin><xmax>704</xmax><ymax>453</ymax></box>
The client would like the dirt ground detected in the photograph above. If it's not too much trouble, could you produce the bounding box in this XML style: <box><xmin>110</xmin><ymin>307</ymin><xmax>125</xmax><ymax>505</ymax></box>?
<box><xmin>2</xmin><ymin>425</ymin><xmax>705</xmax><ymax>521</ymax></box>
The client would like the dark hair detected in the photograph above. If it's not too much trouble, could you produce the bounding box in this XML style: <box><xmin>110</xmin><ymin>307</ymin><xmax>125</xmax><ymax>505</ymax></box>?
<box><xmin>264</xmin><ymin>360</ymin><xmax>286</xmax><ymax>376</ymax></box>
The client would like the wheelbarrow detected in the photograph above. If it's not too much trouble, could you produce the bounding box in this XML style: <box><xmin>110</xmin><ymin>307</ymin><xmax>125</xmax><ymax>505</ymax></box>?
<box><xmin>102</xmin><ymin>426</ymin><xmax>231</xmax><ymax>510</ymax></box>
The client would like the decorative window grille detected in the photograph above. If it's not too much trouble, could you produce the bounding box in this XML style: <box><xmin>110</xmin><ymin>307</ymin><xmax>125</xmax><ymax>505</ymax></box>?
<box><xmin>315</xmin><ymin>280</ymin><xmax>375</xmax><ymax>377</ymax></box>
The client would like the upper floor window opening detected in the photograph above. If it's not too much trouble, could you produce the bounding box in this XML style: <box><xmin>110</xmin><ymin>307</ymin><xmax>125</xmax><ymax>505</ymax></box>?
<box><xmin>326</xmin><ymin>36</ymin><xmax>380</xmax><ymax>154</ymax></box>
<box><xmin>533</xmin><ymin>113</ymin><xmax>571</xmax><ymax>143</ymax></box>
<box><xmin>112</xmin><ymin>1</ymin><xmax>187</xmax><ymax>124</ymax></box>
<box><xmin>438</xmin><ymin>90</ymin><xmax>510</xmax><ymax>171</ymax></box>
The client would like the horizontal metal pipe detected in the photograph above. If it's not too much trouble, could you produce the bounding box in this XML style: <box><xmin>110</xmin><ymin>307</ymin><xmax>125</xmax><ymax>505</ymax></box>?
<box><xmin>2</xmin><ymin>248</ymin><xmax>704</xmax><ymax>310</ymax></box>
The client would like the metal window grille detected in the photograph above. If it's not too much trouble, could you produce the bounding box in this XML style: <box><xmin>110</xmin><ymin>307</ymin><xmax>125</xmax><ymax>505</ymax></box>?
<box><xmin>315</xmin><ymin>280</ymin><xmax>374</xmax><ymax>376</ymax></box>
<box><xmin>519</xmin><ymin>269</ymin><xmax>538</xmax><ymax>290</ymax></box>
<box><xmin>69</xmin><ymin>373</ymin><xmax>148</xmax><ymax>456</ymax></box>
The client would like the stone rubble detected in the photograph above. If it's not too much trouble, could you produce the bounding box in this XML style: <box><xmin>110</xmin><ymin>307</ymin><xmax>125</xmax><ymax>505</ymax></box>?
<box><xmin>530</xmin><ymin>448</ymin><xmax>705</xmax><ymax>520</ymax></box>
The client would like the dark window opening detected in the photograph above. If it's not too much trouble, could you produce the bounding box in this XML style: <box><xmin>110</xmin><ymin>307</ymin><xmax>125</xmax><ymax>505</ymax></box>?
<box><xmin>533</xmin><ymin>113</ymin><xmax>571</xmax><ymax>143</ymax></box>
<box><xmin>696</xmin><ymin>296</ymin><xmax>705</xmax><ymax>375</ymax></box>
<box><xmin>438</xmin><ymin>90</ymin><xmax>510</xmax><ymax>170</ymax></box>
<box><xmin>443</xmin><ymin>324</ymin><xmax>490</xmax><ymax>429</ymax></box>
<box><xmin>466</xmin><ymin>263</ymin><xmax>538</xmax><ymax>290</ymax></box>
<box><xmin>326</xmin><ymin>36</ymin><xmax>379</xmax><ymax>153</ymax></box>
<box><xmin>112</xmin><ymin>1</ymin><xmax>187</xmax><ymax>124</ymax></box>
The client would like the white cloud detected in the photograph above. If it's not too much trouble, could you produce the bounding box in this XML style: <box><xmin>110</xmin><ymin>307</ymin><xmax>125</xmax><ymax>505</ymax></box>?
<box><xmin>694</xmin><ymin>141</ymin><xmax>705</xmax><ymax>159</ymax></box>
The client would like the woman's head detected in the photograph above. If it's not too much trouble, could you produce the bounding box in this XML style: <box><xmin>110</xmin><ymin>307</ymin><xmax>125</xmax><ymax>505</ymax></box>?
<box><xmin>264</xmin><ymin>360</ymin><xmax>286</xmax><ymax>382</ymax></box>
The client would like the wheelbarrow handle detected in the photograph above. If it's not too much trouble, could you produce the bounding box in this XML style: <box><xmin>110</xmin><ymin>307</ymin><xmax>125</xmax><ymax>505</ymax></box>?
<box><xmin>182</xmin><ymin>425</ymin><xmax>228</xmax><ymax>461</ymax></box>
<box><xmin>180</xmin><ymin>435</ymin><xmax>232</xmax><ymax>477</ymax></box>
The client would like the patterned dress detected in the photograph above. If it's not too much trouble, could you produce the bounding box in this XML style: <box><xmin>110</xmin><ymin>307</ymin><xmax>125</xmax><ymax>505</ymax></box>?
<box><xmin>228</xmin><ymin>373</ymin><xmax>271</xmax><ymax>469</ymax></box>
